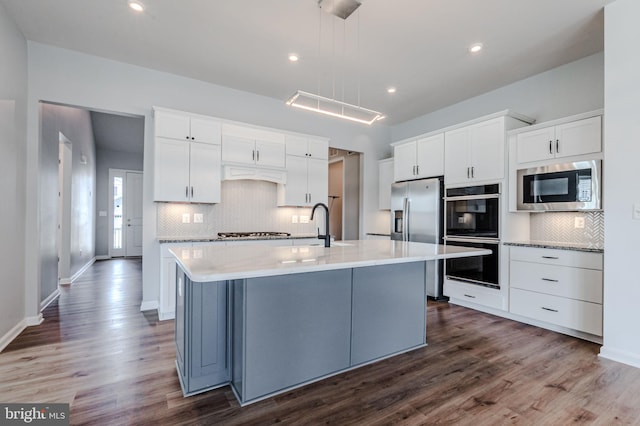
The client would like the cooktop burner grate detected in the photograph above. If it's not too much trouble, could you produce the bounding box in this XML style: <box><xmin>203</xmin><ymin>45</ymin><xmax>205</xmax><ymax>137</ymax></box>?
<box><xmin>217</xmin><ymin>232</ymin><xmax>291</xmax><ymax>239</ymax></box>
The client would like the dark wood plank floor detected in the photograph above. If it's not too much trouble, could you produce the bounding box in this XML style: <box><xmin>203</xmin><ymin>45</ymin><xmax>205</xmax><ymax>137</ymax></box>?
<box><xmin>2</xmin><ymin>259</ymin><xmax>639</xmax><ymax>425</ymax></box>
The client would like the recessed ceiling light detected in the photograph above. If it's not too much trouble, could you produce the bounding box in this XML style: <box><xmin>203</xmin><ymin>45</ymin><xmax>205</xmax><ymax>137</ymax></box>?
<box><xmin>469</xmin><ymin>43</ymin><xmax>484</xmax><ymax>53</ymax></box>
<box><xmin>387</xmin><ymin>87</ymin><xmax>397</xmax><ymax>94</ymax></box>
<box><xmin>289</xmin><ymin>54</ymin><xmax>299</xmax><ymax>62</ymax></box>
<box><xmin>128</xmin><ymin>1</ymin><xmax>144</xmax><ymax>12</ymax></box>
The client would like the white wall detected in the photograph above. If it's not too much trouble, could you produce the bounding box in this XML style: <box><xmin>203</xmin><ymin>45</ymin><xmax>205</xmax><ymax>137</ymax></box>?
<box><xmin>24</xmin><ymin>42</ymin><xmax>391</xmax><ymax>315</ymax></box>
<box><xmin>599</xmin><ymin>0</ymin><xmax>640</xmax><ymax>368</ymax></box>
<box><xmin>0</xmin><ymin>3</ymin><xmax>28</xmax><ymax>344</ymax></box>
<box><xmin>391</xmin><ymin>52</ymin><xmax>604</xmax><ymax>142</ymax></box>
<box><xmin>95</xmin><ymin>148</ymin><xmax>144</xmax><ymax>257</ymax></box>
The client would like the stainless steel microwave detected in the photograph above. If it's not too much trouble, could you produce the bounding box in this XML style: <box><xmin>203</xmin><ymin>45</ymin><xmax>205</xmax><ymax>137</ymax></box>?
<box><xmin>517</xmin><ymin>160</ymin><xmax>602</xmax><ymax>211</ymax></box>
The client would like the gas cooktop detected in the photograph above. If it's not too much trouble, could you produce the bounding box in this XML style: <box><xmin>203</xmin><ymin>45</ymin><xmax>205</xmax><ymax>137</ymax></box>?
<box><xmin>217</xmin><ymin>232</ymin><xmax>291</xmax><ymax>239</ymax></box>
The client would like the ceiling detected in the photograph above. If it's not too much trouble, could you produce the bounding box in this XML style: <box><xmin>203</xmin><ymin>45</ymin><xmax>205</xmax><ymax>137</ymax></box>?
<box><xmin>2</xmin><ymin>0</ymin><xmax>613</xmax><ymax>125</ymax></box>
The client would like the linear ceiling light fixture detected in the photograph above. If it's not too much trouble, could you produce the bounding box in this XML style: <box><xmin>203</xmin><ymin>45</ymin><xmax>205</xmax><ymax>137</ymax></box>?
<box><xmin>285</xmin><ymin>0</ymin><xmax>385</xmax><ymax>125</ymax></box>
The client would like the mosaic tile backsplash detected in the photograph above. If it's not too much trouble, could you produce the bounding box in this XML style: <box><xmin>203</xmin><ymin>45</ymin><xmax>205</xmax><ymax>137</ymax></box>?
<box><xmin>529</xmin><ymin>211</ymin><xmax>604</xmax><ymax>248</ymax></box>
<box><xmin>157</xmin><ymin>180</ymin><xmax>319</xmax><ymax>237</ymax></box>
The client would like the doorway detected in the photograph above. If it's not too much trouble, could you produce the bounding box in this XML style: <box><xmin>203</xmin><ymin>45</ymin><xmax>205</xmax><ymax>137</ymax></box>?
<box><xmin>58</xmin><ymin>133</ymin><xmax>72</xmax><ymax>284</ymax></box>
<box><xmin>109</xmin><ymin>169</ymin><xmax>144</xmax><ymax>257</ymax></box>
<box><xmin>328</xmin><ymin>148</ymin><xmax>361</xmax><ymax>240</ymax></box>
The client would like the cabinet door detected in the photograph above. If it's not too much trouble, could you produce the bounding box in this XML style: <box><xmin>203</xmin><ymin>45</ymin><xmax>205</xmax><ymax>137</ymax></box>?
<box><xmin>154</xmin><ymin>138</ymin><xmax>190</xmax><ymax>202</ymax></box>
<box><xmin>307</xmin><ymin>138</ymin><xmax>329</xmax><ymax>159</ymax></box>
<box><xmin>190</xmin><ymin>116</ymin><xmax>221</xmax><ymax>144</ymax></box>
<box><xmin>416</xmin><ymin>133</ymin><xmax>444</xmax><ymax>178</ymax></box>
<box><xmin>280</xmin><ymin>155</ymin><xmax>309</xmax><ymax>206</ymax></box>
<box><xmin>255</xmin><ymin>139</ymin><xmax>286</xmax><ymax>168</ymax></box>
<box><xmin>284</xmin><ymin>134</ymin><xmax>308</xmax><ymax>157</ymax></box>
<box><xmin>221</xmin><ymin>134</ymin><xmax>255</xmax><ymax>165</ymax></box>
<box><xmin>155</xmin><ymin>110</ymin><xmax>191</xmax><ymax>141</ymax></box>
<box><xmin>378</xmin><ymin>159</ymin><xmax>394</xmax><ymax>210</ymax></box>
<box><xmin>175</xmin><ymin>270</ymin><xmax>186</xmax><ymax>378</ymax></box>
<box><xmin>189</xmin><ymin>142</ymin><xmax>221</xmax><ymax>203</ymax></box>
<box><xmin>469</xmin><ymin>117</ymin><xmax>505</xmax><ymax>182</ymax></box>
<box><xmin>555</xmin><ymin>116</ymin><xmax>602</xmax><ymax>159</ymax></box>
<box><xmin>393</xmin><ymin>141</ymin><xmax>417</xmax><ymax>182</ymax></box>
<box><xmin>444</xmin><ymin>128</ymin><xmax>471</xmax><ymax>185</ymax></box>
<box><xmin>516</xmin><ymin>127</ymin><xmax>556</xmax><ymax>163</ymax></box>
<box><xmin>307</xmin><ymin>157</ymin><xmax>328</xmax><ymax>206</ymax></box>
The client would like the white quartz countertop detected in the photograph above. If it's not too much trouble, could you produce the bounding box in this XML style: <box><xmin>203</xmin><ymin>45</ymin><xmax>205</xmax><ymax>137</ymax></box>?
<box><xmin>170</xmin><ymin>240</ymin><xmax>491</xmax><ymax>282</ymax></box>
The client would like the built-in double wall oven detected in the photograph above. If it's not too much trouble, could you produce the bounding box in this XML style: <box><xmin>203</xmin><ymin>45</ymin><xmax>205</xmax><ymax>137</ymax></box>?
<box><xmin>444</xmin><ymin>184</ymin><xmax>501</xmax><ymax>289</ymax></box>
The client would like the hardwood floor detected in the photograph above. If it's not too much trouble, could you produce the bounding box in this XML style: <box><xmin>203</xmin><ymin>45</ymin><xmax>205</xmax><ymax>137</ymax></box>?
<box><xmin>2</xmin><ymin>259</ymin><xmax>639</xmax><ymax>425</ymax></box>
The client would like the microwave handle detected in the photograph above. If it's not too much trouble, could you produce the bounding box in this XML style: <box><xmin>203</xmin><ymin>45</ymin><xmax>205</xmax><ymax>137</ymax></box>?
<box><xmin>403</xmin><ymin>197</ymin><xmax>410</xmax><ymax>242</ymax></box>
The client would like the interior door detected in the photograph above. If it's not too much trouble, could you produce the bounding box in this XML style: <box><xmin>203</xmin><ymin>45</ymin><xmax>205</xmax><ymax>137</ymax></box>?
<box><xmin>125</xmin><ymin>171</ymin><xmax>144</xmax><ymax>257</ymax></box>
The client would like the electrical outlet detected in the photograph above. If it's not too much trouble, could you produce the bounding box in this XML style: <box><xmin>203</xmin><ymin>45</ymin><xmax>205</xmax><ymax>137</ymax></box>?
<box><xmin>574</xmin><ymin>217</ymin><xmax>585</xmax><ymax>229</ymax></box>
<box><xmin>182</xmin><ymin>213</ymin><xmax>190</xmax><ymax>224</ymax></box>
<box><xmin>194</xmin><ymin>213</ymin><xmax>204</xmax><ymax>223</ymax></box>
<box><xmin>291</xmin><ymin>215</ymin><xmax>299</xmax><ymax>224</ymax></box>
<box><xmin>300</xmin><ymin>215</ymin><xmax>310</xmax><ymax>224</ymax></box>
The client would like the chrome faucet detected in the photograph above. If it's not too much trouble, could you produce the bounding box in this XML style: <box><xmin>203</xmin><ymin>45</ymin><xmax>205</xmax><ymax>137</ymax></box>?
<box><xmin>310</xmin><ymin>202</ymin><xmax>330</xmax><ymax>247</ymax></box>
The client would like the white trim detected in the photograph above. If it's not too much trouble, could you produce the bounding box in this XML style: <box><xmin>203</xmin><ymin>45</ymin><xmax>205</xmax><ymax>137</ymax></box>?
<box><xmin>95</xmin><ymin>255</ymin><xmax>111</xmax><ymax>261</ymax></box>
<box><xmin>69</xmin><ymin>257</ymin><xmax>96</xmax><ymax>283</ymax></box>
<box><xmin>40</xmin><ymin>288</ymin><xmax>60</xmax><ymax>311</ymax></box>
<box><xmin>599</xmin><ymin>347</ymin><xmax>640</xmax><ymax>369</ymax></box>
<box><xmin>0</xmin><ymin>320</ymin><xmax>27</xmax><ymax>353</ymax></box>
<box><xmin>159</xmin><ymin>310</ymin><xmax>175</xmax><ymax>321</ymax></box>
<box><xmin>25</xmin><ymin>314</ymin><xmax>44</xmax><ymax>327</ymax></box>
<box><xmin>140</xmin><ymin>300</ymin><xmax>159</xmax><ymax>312</ymax></box>
<box><xmin>59</xmin><ymin>278</ymin><xmax>72</xmax><ymax>286</ymax></box>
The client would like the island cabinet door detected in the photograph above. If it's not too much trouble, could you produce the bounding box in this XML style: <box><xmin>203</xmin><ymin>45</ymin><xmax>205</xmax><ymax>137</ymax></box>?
<box><xmin>240</xmin><ymin>269</ymin><xmax>352</xmax><ymax>403</ymax></box>
<box><xmin>351</xmin><ymin>262</ymin><xmax>426</xmax><ymax>366</ymax></box>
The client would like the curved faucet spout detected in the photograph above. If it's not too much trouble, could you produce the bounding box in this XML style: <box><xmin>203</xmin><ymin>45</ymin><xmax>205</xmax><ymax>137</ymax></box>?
<box><xmin>310</xmin><ymin>202</ymin><xmax>331</xmax><ymax>247</ymax></box>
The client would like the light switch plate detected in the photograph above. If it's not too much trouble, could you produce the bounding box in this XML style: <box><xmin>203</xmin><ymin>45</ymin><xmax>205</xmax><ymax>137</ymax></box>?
<box><xmin>193</xmin><ymin>213</ymin><xmax>204</xmax><ymax>223</ymax></box>
<box><xmin>291</xmin><ymin>215</ymin><xmax>299</xmax><ymax>223</ymax></box>
<box><xmin>182</xmin><ymin>213</ymin><xmax>190</xmax><ymax>224</ymax></box>
<box><xmin>633</xmin><ymin>203</ymin><xmax>640</xmax><ymax>220</ymax></box>
<box><xmin>574</xmin><ymin>217</ymin><xmax>585</xmax><ymax>229</ymax></box>
<box><xmin>300</xmin><ymin>215</ymin><xmax>310</xmax><ymax>224</ymax></box>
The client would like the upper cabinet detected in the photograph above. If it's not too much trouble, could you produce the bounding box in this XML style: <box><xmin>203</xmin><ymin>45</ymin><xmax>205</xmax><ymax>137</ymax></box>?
<box><xmin>155</xmin><ymin>109</ymin><xmax>221</xmax><ymax>144</ymax></box>
<box><xmin>393</xmin><ymin>133</ymin><xmax>444</xmax><ymax>182</ymax></box>
<box><xmin>278</xmin><ymin>135</ymin><xmax>329</xmax><ymax>207</ymax></box>
<box><xmin>153</xmin><ymin>108</ymin><xmax>222</xmax><ymax>203</ymax></box>
<box><xmin>516</xmin><ymin>116</ymin><xmax>602</xmax><ymax>164</ymax></box>
<box><xmin>221</xmin><ymin>124</ymin><xmax>286</xmax><ymax>169</ymax></box>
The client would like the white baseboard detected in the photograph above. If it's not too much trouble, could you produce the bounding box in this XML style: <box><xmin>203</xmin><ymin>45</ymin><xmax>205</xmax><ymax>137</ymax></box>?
<box><xmin>40</xmin><ymin>288</ymin><xmax>60</xmax><ymax>311</ymax></box>
<box><xmin>95</xmin><ymin>255</ymin><xmax>111</xmax><ymax>261</ymax></box>
<box><xmin>0</xmin><ymin>320</ymin><xmax>27</xmax><ymax>352</ymax></box>
<box><xmin>158</xmin><ymin>310</ymin><xmax>175</xmax><ymax>321</ymax></box>
<box><xmin>69</xmin><ymin>257</ymin><xmax>96</xmax><ymax>282</ymax></box>
<box><xmin>599</xmin><ymin>346</ymin><xmax>640</xmax><ymax>369</ymax></box>
<box><xmin>59</xmin><ymin>278</ymin><xmax>72</xmax><ymax>285</ymax></box>
<box><xmin>25</xmin><ymin>314</ymin><xmax>44</xmax><ymax>326</ymax></box>
<box><xmin>140</xmin><ymin>300</ymin><xmax>159</xmax><ymax>312</ymax></box>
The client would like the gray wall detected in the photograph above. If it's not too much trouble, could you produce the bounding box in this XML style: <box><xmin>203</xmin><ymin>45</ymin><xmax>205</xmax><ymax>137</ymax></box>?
<box><xmin>600</xmin><ymin>0</ymin><xmax>640</xmax><ymax>368</ymax></box>
<box><xmin>95</xmin><ymin>148</ymin><xmax>143</xmax><ymax>257</ymax></box>
<box><xmin>0</xmin><ymin>3</ymin><xmax>27</xmax><ymax>339</ymax></box>
<box><xmin>40</xmin><ymin>103</ymin><xmax>96</xmax><ymax>302</ymax></box>
<box><xmin>390</xmin><ymin>52</ymin><xmax>604</xmax><ymax>143</ymax></box>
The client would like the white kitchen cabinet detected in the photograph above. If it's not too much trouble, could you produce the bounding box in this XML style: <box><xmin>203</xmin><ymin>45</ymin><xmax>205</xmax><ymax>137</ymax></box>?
<box><xmin>155</xmin><ymin>109</ymin><xmax>221</xmax><ymax>144</ymax></box>
<box><xmin>221</xmin><ymin>124</ymin><xmax>285</xmax><ymax>168</ymax></box>
<box><xmin>393</xmin><ymin>134</ymin><xmax>444</xmax><ymax>182</ymax></box>
<box><xmin>509</xmin><ymin>246</ymin><xmax>603</xmax><ymax>337</ymax></box>
<box><xmin>516</xmin><ymin>116</ymin><xmax>601</xmax><ymax>164</ymax></box>
<box><xmin>154</xmin><ymin>138</ymin><xmax>221</xmax><ymax>203</ymax></box>
<box><xmin>444</xmin><ymin>117</ymin><xmax>505</xmax><ymax>185</ymax></box>
<box><xmin>285</xmin><ymin>135</ymin><xmax>328</xmax><ymax>160</ymax></box>
<box><xmin>378</xmin><ymin>158</ymin><xmax>393</xmax><ymax>210</ymax></box>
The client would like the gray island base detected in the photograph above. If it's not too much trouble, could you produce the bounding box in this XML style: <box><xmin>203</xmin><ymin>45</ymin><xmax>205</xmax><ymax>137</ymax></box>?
<box><xmin>171</xmin><ymin>240</ymin><xmax>490</xmax><ymax>405</ymax></box>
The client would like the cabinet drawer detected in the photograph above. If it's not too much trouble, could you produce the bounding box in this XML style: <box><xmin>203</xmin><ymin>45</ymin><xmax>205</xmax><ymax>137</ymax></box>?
<box><xmin>510</xmin><ymin>246</ymin><xmax>602</xmax><ymax>270</ymax></box>
<box><xmin>444</xmin><ymin>278</ymin><xmax>505</xmax><ymax>310</ymax></box>
<box><xmin>510</xmin><ymin>261</ymin><xmax>602</xmax><ymax>303</ymax></box>
<box><xmin>510</xmin><ymin>288</ymin><xmax>602</xmax><ymax>336</ymax></box>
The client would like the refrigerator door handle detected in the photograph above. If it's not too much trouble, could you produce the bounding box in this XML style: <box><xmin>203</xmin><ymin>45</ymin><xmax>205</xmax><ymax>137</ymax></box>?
<box><xmin>404</xmin><ymin>197</ymin><xmax>410</xmax><ymax>241</ymax></box>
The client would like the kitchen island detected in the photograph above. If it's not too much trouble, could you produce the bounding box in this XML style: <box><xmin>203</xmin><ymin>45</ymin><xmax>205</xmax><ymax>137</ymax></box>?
<box><xmin>171</xmin><ymin>240</ymin><xmax>490</xmax><ymax>405</ymax></box>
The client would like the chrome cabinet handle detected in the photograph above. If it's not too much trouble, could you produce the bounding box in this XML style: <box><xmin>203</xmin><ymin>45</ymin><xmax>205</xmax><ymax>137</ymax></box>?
<box><xmin>541</xmin><ymin>278</ymin><xmax>559</xmax><ymax>282</ymax></box>
<box><xmin>191</xmin><ymin>186</ymin><xmax>194</xmax><ymax>198</ymax></box>
<box><xmin>416</xmin><ymin>165</ymin><xmax>419</xmax><ymax>175</ymax></box>
<box><xmin>556</xmin><ymin>139</ymin><xmax>559</xmax><ymax>154</ymax></box>
<box><xmin>541</xmin><ymin>307</ymin><xmax>559</xmax><ymax>313</ymax></box>
<box><xmin>308</xmin><ymin>193</ymin><xmax>311</xmax><ymax>203</ymax></box>
<box><xmin>463</xmin><ymin>294</ymin><xmax>476</xmax><ymax>299</ymax></box>
<box><xmin>467</xmin><ymin>167</ymin><xmax>470</xmax><ymax>179</ymax></box>
<box><xmin>542</xmin><ymin>256</ymin><xmax>559</xmax><ymax>260</ymax></box>
<box><xmin>471</xmin><ymin>166</ymin><xmax>475</xmax><ymax>178</ymax></box>
<box><xmin>257</xmin><ymin>150</ymin><xmax>260</xmax><ymax>162</ymax></box>
<box><xmin>549</xmin><ymin>140</ymin><xmax>553</xmax><ymax>154</ymax></box>
<box><xmin>185</xmin><ymin>186</ymin><xmax>189</xmax><ymax>198</ymax></box>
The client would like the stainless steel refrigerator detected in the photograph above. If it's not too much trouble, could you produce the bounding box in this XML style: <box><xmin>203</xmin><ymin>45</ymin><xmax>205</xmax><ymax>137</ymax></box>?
<box><xmin>390</xmin><ymin>177</ymin><xmax>445</xmax><ymax>299</ymax></box>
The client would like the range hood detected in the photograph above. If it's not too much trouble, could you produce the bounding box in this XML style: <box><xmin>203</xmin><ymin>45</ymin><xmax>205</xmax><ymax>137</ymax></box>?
<box><xmin>222</xmin><ymin>165</ymin><xmax>286</xmax><ymax>185</ymax></box>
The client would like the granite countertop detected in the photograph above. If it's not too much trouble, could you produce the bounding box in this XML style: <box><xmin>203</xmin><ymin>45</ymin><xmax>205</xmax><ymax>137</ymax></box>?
<box><xmin>170</xmin><ymin>240</ymin><xmax>491</xmax><ymax>282</ymax></box>
<box><xmin>158</xmin><ymin>234</ymin><xmax>317</xmax><ymax>243</ymax></box>
<box><xmin>504</xmin><ymin>240</ymin><xmax>604</xmax><ymax>253</ymax></box>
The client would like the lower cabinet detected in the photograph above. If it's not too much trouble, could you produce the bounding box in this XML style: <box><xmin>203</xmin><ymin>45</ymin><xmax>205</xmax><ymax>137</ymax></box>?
<box><xmin>175</xmin><ymin>271</ymin><xmax>229</xmax><ymax>396</ymax></box>
<box><xmin>508</xmin><ymin>246</ymin><xmax>603</xmax><ymax>337</ymax></box>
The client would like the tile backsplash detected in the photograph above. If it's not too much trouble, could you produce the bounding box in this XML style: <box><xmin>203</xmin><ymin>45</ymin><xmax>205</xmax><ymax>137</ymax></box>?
<box><xmin>529</xmin><ymin>211</ymin><xmax>604</xmax><ymax>248</ymax></box>
<box><xmin>157</xmin><ymin>180</ymin><xmax>318</xmax><ymax>237</ymax></box>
